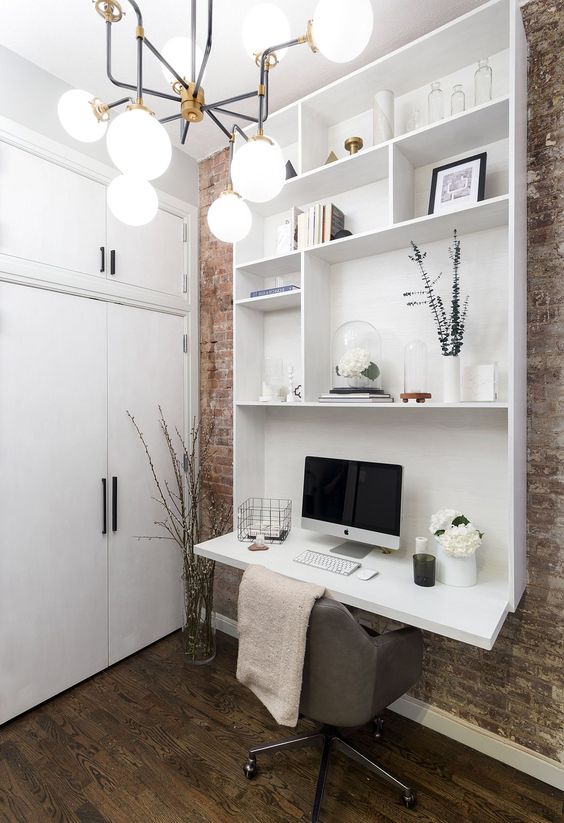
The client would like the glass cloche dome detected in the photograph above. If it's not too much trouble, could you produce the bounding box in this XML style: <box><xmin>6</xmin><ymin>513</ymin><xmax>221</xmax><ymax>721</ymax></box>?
<box><xmin>332</xmin><ymin>321</ymin><xmax>382</xmax><ymax>390</ymax></box>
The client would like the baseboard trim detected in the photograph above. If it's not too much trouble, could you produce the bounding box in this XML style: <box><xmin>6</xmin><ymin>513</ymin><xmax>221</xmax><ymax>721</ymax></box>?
<box><xmin>214</xmin><ymin>612</ymin><xmax>564</xmax><ymax>790</ymax></box>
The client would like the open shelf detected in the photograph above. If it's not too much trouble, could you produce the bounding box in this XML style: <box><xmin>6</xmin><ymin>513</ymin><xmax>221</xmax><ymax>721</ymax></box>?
<box><xmin>394</xmin><ymin>96</ymin><xmax>509</xmax><ymax>166</ymax></box>
<box><xmin>236</xmin><ymin>401</ymin><xmax>509</xmax><ymax>409</ymax></box>
<box><xmin>235</xmin><ymin>250</ymin><xmax>301</xmax><ymax>277</ymax></box>
<box><xmin>235</xmin><ymin>289</ymin><xmax>301</xmax><ymax>312</ymax></box>
<box><xmin>250</xmin><ymin>143</ymin><xmax>389</xmax><ymax>218</ymax></box>
<box><xmin>227</xmin><ymin>0</ymin><xmax>527</xmax><ymax>637</ymax></box>
<box><xmin>306</xmin><ymin>195</ymin><xmax>508</xmax><ymax>264</ymax></box>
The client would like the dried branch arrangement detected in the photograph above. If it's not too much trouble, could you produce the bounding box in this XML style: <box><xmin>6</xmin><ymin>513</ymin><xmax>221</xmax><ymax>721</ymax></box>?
<box><xmin>404</xmin><ymin>229</ymin><xmax>469</xmax><ymax>357</ymax></box>
<box><xmin>128</xmin><ymin>407</ymin><xmax>232</xmax><ymax>662</ymax></box>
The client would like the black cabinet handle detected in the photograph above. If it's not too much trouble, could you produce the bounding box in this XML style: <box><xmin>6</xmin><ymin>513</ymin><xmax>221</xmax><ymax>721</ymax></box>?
<box><xmin>112</xmin><ymin>476</ymin><xmax>118</xmax><ymax>532</ymax></box>
<box><xmin>102</xmin><ymin>478</ymin><xmax>107</xmax><ymax>534</ymax></box>
<box><xmin>100</xmin><ymin>246</ymin><xmax>105</xmax><ymax>273</ymax></box>
<box><xmin>110</xmin><ymin>250</ymin><xmax>116</xmax><ymax>275</ymax></box>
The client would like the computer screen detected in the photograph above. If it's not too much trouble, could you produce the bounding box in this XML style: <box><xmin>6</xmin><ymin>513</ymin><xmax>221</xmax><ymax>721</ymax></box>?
<box><xmin>301</xmin><ymin>456</ymin><xmax>403</xmax><ymax>549</ymax></box>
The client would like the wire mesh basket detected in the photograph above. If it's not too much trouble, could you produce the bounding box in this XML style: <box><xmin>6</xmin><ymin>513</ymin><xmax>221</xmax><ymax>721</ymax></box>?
<box><xmin>237</xmin><ymin>497</ymin><xmax>292</xmax><ymax>544</ymax></box>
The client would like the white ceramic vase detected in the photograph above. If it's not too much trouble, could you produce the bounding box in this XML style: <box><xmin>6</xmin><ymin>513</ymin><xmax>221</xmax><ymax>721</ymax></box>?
<box><xmin>436</xmin><ymin>543</ymin><xmax>477</xmax><ymax>587</ymax></box>
<box><xmin>442</xmin><ymin>355</ymin><xmax>461</xmax><ymax>403</ymax></box>
<box><xmin>373</xmin><ymin>90</ymin><xmax>394</xmax><ymax>144</ymax></box>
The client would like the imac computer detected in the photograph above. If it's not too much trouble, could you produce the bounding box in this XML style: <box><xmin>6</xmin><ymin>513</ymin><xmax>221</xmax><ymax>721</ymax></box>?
<box><xmin>301</xmin><ymin>456</ymin><xmax>403</xmax><ymax>558</ymax></box>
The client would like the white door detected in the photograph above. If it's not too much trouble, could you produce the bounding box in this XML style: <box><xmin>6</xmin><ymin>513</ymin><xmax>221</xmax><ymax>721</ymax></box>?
<box><xmin>107</xmin><ymin>303</ymin><xmax>185</xmax><ymax>664</ymax></box>
<box><xmin>0</xmin><ymin>142</ymin><xmax>107</xmax><ymax>277</ymax></box>
<box><xmin>107</xmin><ymin>208</ymin><xmax>186</xmax><ymax>297</ymax></box>
<box><xmin>0</xmin><ymin>283</ymin><xmax>109</xmax><ymax>724</ymax></box>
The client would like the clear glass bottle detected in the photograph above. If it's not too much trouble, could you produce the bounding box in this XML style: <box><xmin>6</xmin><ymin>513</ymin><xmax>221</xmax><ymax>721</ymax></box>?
<box><xmin>405</xmin><ymin>108</ymin><xmax>421</xmax><ymax>133</ymax></box>
<box><xmin>474</xmin><ymin>58</ymin><xmax>493</xmax><ymax>105</ymax></box>
<box><xmin>404</xmin><ymin>340</ymin><xmax>428</xmax><ymax>394</ymax></box>
<box><xmin>427</xmin><ymin>81</ymin><xmax>444</xmax><ymax>124</ymax></box>
<box><xmin>451</xmin><ymin>84</ymin><xmax>466</xmax><ymax>115</ymax></box>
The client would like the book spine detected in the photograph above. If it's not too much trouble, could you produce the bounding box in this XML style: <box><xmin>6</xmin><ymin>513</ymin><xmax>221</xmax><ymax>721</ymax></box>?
<box><xmin>250</xmin><ymin>285</ymin><xmax>299</xmax><ymax>298</ymax></box>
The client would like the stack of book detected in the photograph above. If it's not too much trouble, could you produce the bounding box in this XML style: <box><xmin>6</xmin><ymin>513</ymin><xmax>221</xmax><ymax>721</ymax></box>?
<box><xmin>296</xmin><ymin>202</ymin><xmax>345</xmax><ymax>249</ymax></box>
<box><xmin>318</xmin><ymin>388</ymin><xmax>394</xmax><ymax>404</ymax></box>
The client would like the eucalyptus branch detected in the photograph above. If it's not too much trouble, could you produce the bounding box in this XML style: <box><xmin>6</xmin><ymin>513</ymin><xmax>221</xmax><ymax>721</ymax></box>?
<box><xmin>404</xmin><ymin>230</ymin><xmax>469</xmax><ymax>356</ymax></box>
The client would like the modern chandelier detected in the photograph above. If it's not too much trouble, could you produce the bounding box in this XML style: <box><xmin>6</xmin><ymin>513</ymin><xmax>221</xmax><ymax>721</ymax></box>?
<box><xmin>58</xmin><ymin>0</ymin><xmax>374</xmax><ymax>239</ymax></box>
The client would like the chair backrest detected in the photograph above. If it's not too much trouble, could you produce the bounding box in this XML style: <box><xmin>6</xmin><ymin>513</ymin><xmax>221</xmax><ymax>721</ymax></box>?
<box><xmin>300</xmin><ymin>597</ymin><xmax>423</xmax><ymax>728</ymax></box>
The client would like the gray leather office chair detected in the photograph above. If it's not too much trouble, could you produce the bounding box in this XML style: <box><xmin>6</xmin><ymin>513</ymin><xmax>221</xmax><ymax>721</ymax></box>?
<box><xmin>243</xmin><ymin>597</ymin><xmax>423</xmax><ymax>821</ymax></box>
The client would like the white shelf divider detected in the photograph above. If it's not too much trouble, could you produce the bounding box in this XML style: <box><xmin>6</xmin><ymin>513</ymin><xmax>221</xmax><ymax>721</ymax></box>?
<box><xmin>235</xmin><ymin>289</ymin><xmax>301</xmax><ymax>313</ymax></box>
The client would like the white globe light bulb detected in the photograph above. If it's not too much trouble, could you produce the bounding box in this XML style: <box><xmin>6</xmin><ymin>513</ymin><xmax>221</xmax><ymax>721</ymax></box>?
<box><xmin>107</xmin><ymin>175</ymin><xmax>159</xmax><ymax>227</ymax></box>
<box><xmin>207</xmin><ymin>190</ymin><xmax>252</xmax><ymax>243</ymax></box>
<box><xmin>160</xmin><ymin>36</ymin><xmax>204</xmax><ymax>84</ymax></box>
<box><xmin>106</xmin><ymin>107</ymin><xmax>172</xmax><ymax>180</ymax></box>
<box><xmin>242</xmin><ymin>3</ymin><xmax>291</xmax><ymax>62</ymax></box>
<box><xmin>231</xmin><ymin>136</ymin><xmax>286</xmax><ymax>203</ymax></box>
<box><xmin>312</xmin><ymin>0</ymin><xmax>374</xmax><ymax>63</ymax></box>
<box><xmin>57</xmin><ymin>89</ymin><xmax>107</xmax><ymax>143</ymax></box>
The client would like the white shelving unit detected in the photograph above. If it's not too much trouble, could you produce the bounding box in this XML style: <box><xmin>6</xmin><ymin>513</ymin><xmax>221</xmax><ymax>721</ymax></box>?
<box><xmin>225</xmin><ymin>0</ymin><xmax>526</xmax><ymax>645</ymax></box>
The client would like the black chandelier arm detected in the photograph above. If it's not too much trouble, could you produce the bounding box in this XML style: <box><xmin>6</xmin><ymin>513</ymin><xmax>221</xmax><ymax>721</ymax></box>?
<box><xmin>127</xmin><ymin>0</ymin><xmax>143</xmax><ymax>25</ymax></box>
<box><xmin>181</xmin><ymin>121</ymin><xmax>190</xmax><ymax>145</ymax></box>
<box><xmin>144</xmin><ymin>37</ymin><xmax>190</xmax><ymax>91</ymax></box>
<box><xmin>205</xmin><ymin>106</ymin><xmax>258</xmax><ymax>124</ymax></box>
<box><xmin>193</xmin><ymin>0</ymin><xmax>213</xmax><ymax>98</ymax></box>
<box><xmin>258</xmin><ymin>37</ymin><xmax>306</xmax><ymax>130</ymax></box>
<box><xmin>105</xmin><ymin>21</ymin><xmax>181</xmax><ymax>103</ymax></box>
<box><xmin>160</xmin><ymin>113</ymin><xmax>183</xmax><ymax>124</ymax></box>
<box><xmin>206</xmin><ymin>108</ymin><xmax>233</xmax><ymax>141</ymax></box>
<box><xmin>205</xmin><ymin>90</ymin><xmax>259</xmax><ymax>109</ymax></box>
<box><xmin>191</xmin><ymin>0</ymin><xmax>197</xmax><ymax>82</ymax></box>
<box><xmin>227</xmin><ymin>124</ymin><xmax>249</xmax><ymax>187</ymax></box>
<box><xmin>107</xmin><ymin>95</ymin><xmax>134</xmax><ymax>110</ymax></box>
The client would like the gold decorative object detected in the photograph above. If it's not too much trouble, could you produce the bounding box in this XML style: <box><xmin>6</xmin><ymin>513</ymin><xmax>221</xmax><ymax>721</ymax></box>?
<box><xmin>95</xmin><ymin>0</ymin><xmax>123</xmax><ymax>23</ymax></box>
<box><xmin>324</xmin><ymin>150</ymin><xmax>338</xmax><ymax>164</ymax></box>
<box><xmin>180</xmin><ymin>82</ymin><xmax>206</xmax><ymax>123</ymax></box>
<box><xmin>344</xmin><ymin>136</ymin><xmax>364</xmax><ymax>155</ymax></box>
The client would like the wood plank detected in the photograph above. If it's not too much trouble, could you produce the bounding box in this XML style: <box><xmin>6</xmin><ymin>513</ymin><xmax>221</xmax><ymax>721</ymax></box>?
<box><xmin>0</xmin><ymin>632</ymin><xmax>561</xmax><ymax>823</ymax></box>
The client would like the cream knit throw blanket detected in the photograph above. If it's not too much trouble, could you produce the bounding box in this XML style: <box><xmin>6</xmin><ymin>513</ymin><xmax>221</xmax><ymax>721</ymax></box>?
<box><xmin>236</xmin><ymin>565</ymin><xmax>325</xmax><ymax>727</ymax></box>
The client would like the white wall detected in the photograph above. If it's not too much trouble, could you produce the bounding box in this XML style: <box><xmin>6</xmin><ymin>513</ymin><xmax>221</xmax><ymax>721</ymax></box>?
<box><xmin>0</xmin><ymin>44</ymin><xmax>199</xmax><ymax>206</ymax></box>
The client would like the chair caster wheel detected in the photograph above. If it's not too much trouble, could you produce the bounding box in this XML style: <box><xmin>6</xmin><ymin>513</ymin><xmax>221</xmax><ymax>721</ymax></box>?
<box><xmin>402</xmin><ymin>792</ymin><xmax>416</xmax><ymax>809</ymax></box>
<box><xmin>244</xmin><ymin>758</ymin><xmax>257</xmax><ymax>779</ymax></box>
<box><xmin>373</xmin><ymin>717</ymin><xmax>384</xmax><ymax>739</ymax></box>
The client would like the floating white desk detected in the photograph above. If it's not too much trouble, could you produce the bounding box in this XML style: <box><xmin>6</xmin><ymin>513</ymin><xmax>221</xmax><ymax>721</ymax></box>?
<box><xmin>195</xmin><ymin>528</ymin><xmax>509</xmax><ymax>650</ymax></box>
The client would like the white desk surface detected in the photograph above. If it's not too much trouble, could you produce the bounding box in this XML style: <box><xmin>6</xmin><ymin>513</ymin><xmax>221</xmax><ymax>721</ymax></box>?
<box><xmin>195</xmin><ymin>528</ymin><xmax>509</xmax><ymax>650</ymax></box>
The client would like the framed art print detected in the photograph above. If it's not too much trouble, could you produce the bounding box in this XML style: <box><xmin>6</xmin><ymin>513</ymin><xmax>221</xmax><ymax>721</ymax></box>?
<box><xmin>428</xmin><ymin>152</ymin><xmax>487</xmax><ymax>215</ymax></box>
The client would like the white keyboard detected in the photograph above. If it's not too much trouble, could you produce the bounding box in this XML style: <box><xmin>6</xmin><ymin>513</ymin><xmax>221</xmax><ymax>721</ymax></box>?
<box><xmin>293</xmin><ymin>550</ymin><xmax>361</xmax><ymax>576</ymax></box>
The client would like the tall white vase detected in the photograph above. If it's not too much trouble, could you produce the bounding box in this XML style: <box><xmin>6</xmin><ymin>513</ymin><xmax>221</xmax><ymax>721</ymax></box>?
<box><xmin>373</xmin><ymin>90</ymin><xmax>394</xmax><ymax>144</ymax></box>
<box><xmin>442</xmin><ymin>355</ymin><xmax>461</xmax><ymax>403</ymax></box>
<box><xmin>436</xmin><ymin>544</ymin><xmax>477</xmax><ymax>587</ymax></box>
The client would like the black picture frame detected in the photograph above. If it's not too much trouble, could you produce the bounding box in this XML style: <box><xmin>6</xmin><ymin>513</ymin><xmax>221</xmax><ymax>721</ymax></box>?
<box><xmin>428</xmin><ymin>152</ymin><xmax>487</xmax><ymax>215</ymax></box>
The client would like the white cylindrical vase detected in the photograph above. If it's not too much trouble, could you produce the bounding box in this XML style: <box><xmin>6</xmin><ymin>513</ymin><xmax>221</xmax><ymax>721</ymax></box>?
<box><xmin>436</xmin><ymin>543</ymin><xmax>477</xmax><ymax>587</ymax></box>
<box><xmin>442</xmin><ymin>355</ymin><xmax>461</xmax><ymax>403</ymax></box>
<box><xmin>373</xmin><ymin>90</ymin><xmax>394</xmax><ymax>144</ymax></box>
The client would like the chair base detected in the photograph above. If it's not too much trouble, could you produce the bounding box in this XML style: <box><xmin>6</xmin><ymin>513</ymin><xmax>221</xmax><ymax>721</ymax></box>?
<box><xmin>243</xmin><ymin>724</ymin><xmax>416</xmax><ymax>822</ymax></box>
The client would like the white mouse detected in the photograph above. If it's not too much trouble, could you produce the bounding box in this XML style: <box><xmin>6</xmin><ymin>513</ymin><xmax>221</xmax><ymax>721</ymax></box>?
<box><xmin>357</xmin><ymin>568</ymin><xmax>379</xmax><ymax>580</ymax></box>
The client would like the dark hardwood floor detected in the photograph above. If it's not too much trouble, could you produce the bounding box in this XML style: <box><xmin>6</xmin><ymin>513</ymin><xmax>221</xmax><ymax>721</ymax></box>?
<box><xmin>0</xmin><ymin>632</ymin><xmax>562</xmax><ymax>823</ymax></box>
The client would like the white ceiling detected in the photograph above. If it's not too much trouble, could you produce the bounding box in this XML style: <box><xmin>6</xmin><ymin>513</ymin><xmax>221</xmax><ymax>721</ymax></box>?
<box><xmin>0</xmin><ymin>0</ymin><xmax>487</xmax><ymax>161</ymax></box>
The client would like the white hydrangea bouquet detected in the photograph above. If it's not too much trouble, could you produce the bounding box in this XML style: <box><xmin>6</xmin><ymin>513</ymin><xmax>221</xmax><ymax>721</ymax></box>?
<box><xmin>429</xmin><ymin>509</ymin><xmax>484</xmax><ymax>557</ymax></box>
<box><xmin>336</xmin><ymin>347</ymin><xmax>380</xmax><ymax>382</ymax></box>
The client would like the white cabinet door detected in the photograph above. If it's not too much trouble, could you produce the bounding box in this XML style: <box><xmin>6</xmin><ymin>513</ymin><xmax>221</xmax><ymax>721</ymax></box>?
<box><xmin>0</xmin><ymin>283</ymin><xmax>109</xmax><ymax>724</ymax></box>
<box><xmin>107</xmin><ymin>208</ymin><xmax>186</xmax><ymax>297</ymax></box>
<box><xmin>0</xmin><ymin>142</ymin><xmax>107</xmax><ymax>277</ymax></box>
<box><xmin>107</xmin><ymin>303</ymin><xmax>185</xmax><ymax>664</ymax></box>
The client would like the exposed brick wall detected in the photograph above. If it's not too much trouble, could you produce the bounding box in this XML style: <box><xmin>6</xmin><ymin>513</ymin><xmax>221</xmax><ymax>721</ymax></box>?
<box><xmin>199</xmin><ymin>0</ymin><xmax>564</xmax><ymax>763</ymax></box>
<box><xmin>198</xmin><ymin>149</ymin><xmax>242</xmax><ymax>618</ymax></box>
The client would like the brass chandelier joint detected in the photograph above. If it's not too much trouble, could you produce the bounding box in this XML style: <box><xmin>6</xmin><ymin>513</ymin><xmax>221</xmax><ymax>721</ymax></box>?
<box><xmin>180</xmin><ymin>82</ymin><xmax>206</xmax><ymax>123</ymax></box>
<box><xmin>135</xmin><ymin>25</ymin><xmax>144</xmax><ymax>39</ymax></box>
<box><xmin>95</xmin><ymin>0</ymin><xmax>124</xmax><ymax>24</ymax></box>
<box><xmin>305</xmin><ymin>20</ymin><xmax>318</xmax><ymax>53</ymax></box>
<box><xmin>89</xmin><ymin>98</ymin><xmax>110</xmax><ymax>123</ymax></box>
